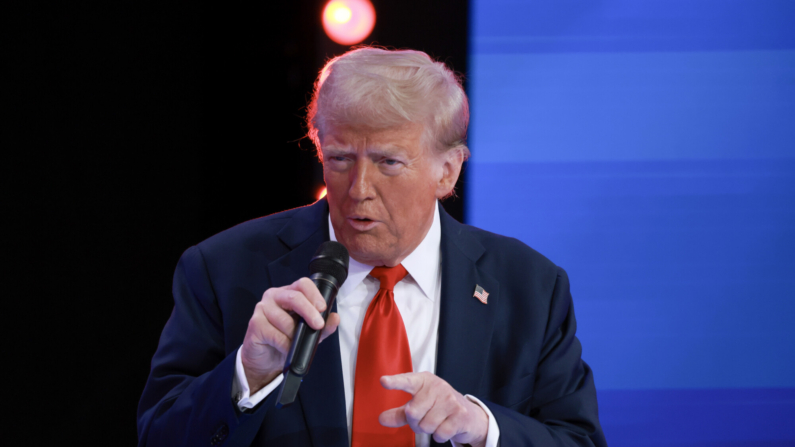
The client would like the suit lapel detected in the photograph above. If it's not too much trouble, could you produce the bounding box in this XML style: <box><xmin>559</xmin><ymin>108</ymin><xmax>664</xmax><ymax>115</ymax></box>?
<box><xmin>434</xmin><ymin>210</ymin><xmax>499</xmax><ymax>399</ymax></box>
<box><xmin>266</xmin><ymin>200</ymin><xmax>348</xmax><ymax>447</ymax></box>
<box><xmin>267</xmin><ymin>200</ymin><xmax>330</xmax><ymax>287</ymax></box>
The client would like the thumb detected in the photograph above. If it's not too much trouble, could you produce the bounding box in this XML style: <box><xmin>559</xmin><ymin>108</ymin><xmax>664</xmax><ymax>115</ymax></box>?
<box><xmin>379</xmin><ymin>406</ymin><xmax>408</xmax><ymax>428</ymax></box>
<box><xmin>319</xmin><ymin>312</ymin><xmax>340</xmax><ymax>343</ymax></box>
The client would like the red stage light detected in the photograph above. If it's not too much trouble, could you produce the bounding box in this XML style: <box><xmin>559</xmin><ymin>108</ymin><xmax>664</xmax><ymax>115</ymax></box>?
<box><xmin>322</xmin><ymin>0</ymin><xmax>376</xmax><ymax>46</ymax></box>
<box><xmin>318</xmin><ymin>187</ymin><xmax>327</xmax><ymax>200</ymax></box>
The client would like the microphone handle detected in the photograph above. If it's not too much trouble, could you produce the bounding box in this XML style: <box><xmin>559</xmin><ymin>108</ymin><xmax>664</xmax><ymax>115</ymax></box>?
<box><xmin>276</xmin><ymin>272</ymin><xmax>339</xmax><ymax>407</ymax></box>
<box><xmin>287</xmin><ymin>272</ymin><xmax>338</xmax><ymax>375</ymax></box>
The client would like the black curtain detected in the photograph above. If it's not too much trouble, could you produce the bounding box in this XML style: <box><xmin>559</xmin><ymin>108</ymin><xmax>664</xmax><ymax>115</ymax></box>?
<box><xmin>11</xmin><ymin>0</ymin><xmax>467</xmax><ymax>443</ymax></box>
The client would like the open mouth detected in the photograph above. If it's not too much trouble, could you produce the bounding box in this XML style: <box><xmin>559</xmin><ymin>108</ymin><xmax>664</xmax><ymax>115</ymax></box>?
<box><xmin>348</xmin><ymin>216</ymin><xmax>378</xmax><ymax>230</ymax></box>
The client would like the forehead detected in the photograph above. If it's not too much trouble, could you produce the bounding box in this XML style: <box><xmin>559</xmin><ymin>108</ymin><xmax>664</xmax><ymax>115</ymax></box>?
<box><xmin>321</xmin><ymin>123</ymin><xmax>427</xmax><ymax>153</ymax></box>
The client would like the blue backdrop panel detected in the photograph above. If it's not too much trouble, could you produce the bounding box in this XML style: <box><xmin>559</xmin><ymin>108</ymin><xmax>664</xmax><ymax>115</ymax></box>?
<box><xmin>467</xmin><ymin>1</ymin><xmax>795</xmax><ymax>445</ymax></box>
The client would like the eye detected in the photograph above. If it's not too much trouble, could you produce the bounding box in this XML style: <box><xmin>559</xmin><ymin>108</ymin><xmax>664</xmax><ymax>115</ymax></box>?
<box><xmin>325</xmin><ymin>153</ymin><xmax>351</xmax><ymax>164</ymax></box>
<box><xmin>324</xmin><ymin>153</ymin><xmax>352</xmax><ymax>171</ymax></box>
<box><xmin>378</xmin><ymin>157</ymin><xmax>404</xmax><ymax>173</ymax></box>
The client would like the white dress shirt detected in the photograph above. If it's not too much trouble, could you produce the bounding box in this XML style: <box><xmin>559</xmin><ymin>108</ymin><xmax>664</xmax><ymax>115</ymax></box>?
<box><xmin>233</xmin><ymin>202</ymin><xmax>499</xmax><ymax>447</ymax></box>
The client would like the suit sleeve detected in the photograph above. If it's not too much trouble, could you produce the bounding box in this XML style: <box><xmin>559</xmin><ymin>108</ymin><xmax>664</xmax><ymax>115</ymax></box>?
<box><xmin>483</xmin><ymin>267</ymin><xmax>607</xmax><ymax>447</ymax></box>
<box><xmin>137</xmin><ymin>246</ymin><xmax>276</xmax><ymax>447</ymax></box>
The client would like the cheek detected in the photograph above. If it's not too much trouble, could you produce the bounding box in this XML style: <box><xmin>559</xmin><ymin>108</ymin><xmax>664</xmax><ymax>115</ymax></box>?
<box><xmin>383</xmin><ymin>179</ymin><xmax>435</xmax><ymax>223</ymax></box>
<box><xmin>324</xmin><ymin>171</ymin><xmax>348</xmax><ymax>198</ymax></box>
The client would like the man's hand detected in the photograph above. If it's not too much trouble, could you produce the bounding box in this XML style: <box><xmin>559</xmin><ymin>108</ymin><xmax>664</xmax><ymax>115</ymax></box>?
<box><xmin>241</xmin><ymin>277</ymin><xmax>341</xmax><ymax>393</ymax></box>
<box><xmin>379</xmin><ymin>372</ymin><xmax>489</xmax><ymax>447</ymax></box>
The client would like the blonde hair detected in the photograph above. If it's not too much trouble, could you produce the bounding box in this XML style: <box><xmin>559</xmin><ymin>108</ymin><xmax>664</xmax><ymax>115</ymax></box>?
<box><xmin>307</xmin><ymin>47</ymin><xmax>470</xmax><ymax>161</ymax></box>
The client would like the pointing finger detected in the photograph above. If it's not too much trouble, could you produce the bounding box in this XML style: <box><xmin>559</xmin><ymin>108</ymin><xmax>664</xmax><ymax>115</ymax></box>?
<box><xmin>381</xmin><ymin>373</ymin><xmax>424</xmax><ymax>395</ymax></box>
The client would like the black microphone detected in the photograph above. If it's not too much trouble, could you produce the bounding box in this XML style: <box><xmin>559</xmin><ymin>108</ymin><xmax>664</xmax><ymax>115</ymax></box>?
<box><xmin>276</xmin><ymin>241</ymin><xmax>349</xmax><ymax>408</ymax></box>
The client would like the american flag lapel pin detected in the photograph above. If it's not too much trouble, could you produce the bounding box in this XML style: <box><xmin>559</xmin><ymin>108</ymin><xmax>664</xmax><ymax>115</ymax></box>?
<box><xmin>473</xmin><ymin>285</ymin><xmax>489</xmax><ymax>304</ymax></box>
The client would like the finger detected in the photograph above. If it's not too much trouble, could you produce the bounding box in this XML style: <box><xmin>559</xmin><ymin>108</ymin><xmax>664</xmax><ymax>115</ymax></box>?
<box><xmin>416</xmin><ymin>402</ymin><xmax>449</xmax><ymax>436</ymax></box>
<box><xmin>319</xmin><ymin>312</ymin><xmax>340</xmax><ymax>343</ymax></box>
<box><xmin>247</xmin><ymin>310</ymin><xmax>292</xmax><ymax>354</ymax></box>
<box><xmin>273</xmin><ymin>289</ymin><xmax>325</xmax><ymax>330</ymax></box>
<box><xmin>417</xmin><ymin>391</ymin><xmax>467</xmax><ymax>440</ymax></box>
<box><xmin>378</xmin><ymin>406</ymin><xmax>408</xmax><ymax>428</ymax></box>
<box><xmin>381</xmin><ymin>373</ymin><xmax>424</xmax><ymax>395</ymax></box>
<box><xmin>403</xmin><ymin>395</ymin><xmax>436</xmax><ymax>433</ymax></box>
<box><xmin>259</xmin><ymin>325</ymin><xmax>292</xmax><ymax>354</ymax></box>
<box><xmin>432</xmin><ymin>417</ymin><xmax>459</xmax><ymax>444</ymax></box>
<box><xmin>261</xmin><ymin>299</ymin><xmax>298</xmax><ymax>337</ymax></box>
<box><xmin>292</xmin><ymin>277</ymin><xmax>327</xmax><ymax>312</ymax></box>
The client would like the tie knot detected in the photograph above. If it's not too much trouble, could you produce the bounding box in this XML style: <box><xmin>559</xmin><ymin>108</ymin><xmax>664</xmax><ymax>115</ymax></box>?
<box><xmin>369</xmin><ymin>264</ymin><xmax>408</xmax><ymax>291</ymax></box>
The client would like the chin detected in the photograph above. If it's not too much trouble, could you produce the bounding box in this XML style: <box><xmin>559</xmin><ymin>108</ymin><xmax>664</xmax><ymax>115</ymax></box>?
<box><xmin>346</xmin><ymin>246</ymin><xmax>385</xmax><ymax>266</ymax></box>
<box><xmin>341</xmin><ymin>239</ymin><xmax>387</xmax><ymax>266</ymax></box>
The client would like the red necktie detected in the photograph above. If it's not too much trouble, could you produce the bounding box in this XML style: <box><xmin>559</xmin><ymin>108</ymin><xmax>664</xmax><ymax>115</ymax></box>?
<box><xmin>351</xmin><ymin>264</ymin><xmax>415</xmax><ymax>447</ymax></box>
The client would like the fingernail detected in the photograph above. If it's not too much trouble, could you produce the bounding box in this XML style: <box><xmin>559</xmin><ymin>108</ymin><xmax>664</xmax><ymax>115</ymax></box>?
<box><xmin>318</xmin><ymin>301</ymin><xmax>327</xmax><ymax>311</ymax></box>
<box><xmin>315</xmin><ymin>316</ymin><xmax>325</xmax><ymax>327</ymax></box>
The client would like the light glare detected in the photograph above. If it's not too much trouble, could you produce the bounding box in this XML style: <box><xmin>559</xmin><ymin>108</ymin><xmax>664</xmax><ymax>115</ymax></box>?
<box><xmin>333</xmin><ymin>6</ymin><xmax>352</xmax><ymax>23</ymax></box>
<box><xmin>322</xmin><ymin>0</ymin><xmax>376</xmax><ymax>46</ymax></box>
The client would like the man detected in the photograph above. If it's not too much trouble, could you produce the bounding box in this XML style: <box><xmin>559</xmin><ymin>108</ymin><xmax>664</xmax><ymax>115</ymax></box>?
<box><xmin>138</xmin><ymin>48</ymin><xmax>607</xmax><ymax>447</ymax></box>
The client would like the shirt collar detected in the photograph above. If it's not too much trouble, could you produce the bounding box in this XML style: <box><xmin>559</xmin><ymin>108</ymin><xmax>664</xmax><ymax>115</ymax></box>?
<box><xmin>329</xmin><ymin>201</ymin><xmax>442</xmax><ymax>302</ymax></box>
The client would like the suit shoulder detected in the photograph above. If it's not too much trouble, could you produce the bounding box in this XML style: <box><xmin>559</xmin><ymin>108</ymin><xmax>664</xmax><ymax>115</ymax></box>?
<box><xmin>193</xmin><ymin>206</ymin><xmax>304</xmax><ymax>260</ymax></box>
<box><xmin>460</xmin><ymin>223</ymin><xmax>560</xmax><ymax>279</ymax></box>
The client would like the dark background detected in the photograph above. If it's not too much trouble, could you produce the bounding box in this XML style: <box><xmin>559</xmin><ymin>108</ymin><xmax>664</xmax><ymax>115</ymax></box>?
<box><xmin>12</xmin><ymin>0</ymin><xmax>468</xmax><ymax>443</ymax></box>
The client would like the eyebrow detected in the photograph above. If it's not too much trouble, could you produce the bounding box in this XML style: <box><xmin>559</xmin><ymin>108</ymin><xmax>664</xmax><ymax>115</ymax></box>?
<box><xmin>324</xmin><ymin>145</ymin><xmax>408</xmax><ymax>158</ymax></box>
<box><xmin>368</xmin><ymin>146</ymin><xmax>408</xmax><ymax>158</ymax></box>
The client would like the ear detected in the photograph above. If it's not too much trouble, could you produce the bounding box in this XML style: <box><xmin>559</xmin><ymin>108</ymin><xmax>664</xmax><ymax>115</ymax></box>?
<box><xmin>435</xmin><ymin>147</ymin><xmax>465</xmax><ymax>200</ymax></box>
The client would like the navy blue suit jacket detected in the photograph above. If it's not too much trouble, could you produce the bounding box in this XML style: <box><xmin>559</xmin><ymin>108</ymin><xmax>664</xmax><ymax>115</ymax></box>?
<box><xmin>138</xmin><ymin>199</ymin><xmax>607</xmax><ymax>446</ymax></box>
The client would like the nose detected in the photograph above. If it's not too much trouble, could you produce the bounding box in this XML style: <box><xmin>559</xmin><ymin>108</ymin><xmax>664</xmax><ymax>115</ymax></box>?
<box><xmin>348</xmin><ymin>160</ymin><xmax>376</xmax><ymax>201</ymax></box>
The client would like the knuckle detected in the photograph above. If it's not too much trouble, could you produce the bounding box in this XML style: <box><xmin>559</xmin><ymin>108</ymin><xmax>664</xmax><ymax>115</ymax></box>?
<box><xmin>404</xmin><ymin>405</ymin><xmax>422</xmax><ymax>421</ymax></box>
<box><xmin>283</xmin><ymin>292</ymin><xmax>305</xmax><ymax>311</ymax></box>
<box><xmin>282</xmin><ymin>314</ymin><xmax>297</xmax><ymax>332</ymax></box>
<box><xmin>253</xmin><ymin>302</ymin><xmax>267</xmax><ymax>318</ymax></box>
<box><xmin>248</xmin><ymin>312</ymin><xmax>265</xmax><ymax>331</ymax></box>
<box><xmin>297</xmin><ymin>277</ymin><xmax>314</xmax><ymax>292</ymax></box>
<box><xmin>261</xmin><ymin>305</ymin><xmax>279</xmax><ymax>322</ymax></box>
<box><xmin>422</xmin><ymin>372</ymin><xmax>438</xmax><ymax>386</ymax></box>
<box><xmin>260</xmin><ymin>298</ymin><xmax>277</xmax><ymax>312</ymax></box>
<box><xmin>268</xmin><ymin>327</ymin><xmax>290</xmax><ymax>348</ymax></box>
<box><xmin>435</xmin><ymin>424</ymin><xmax>455</xmax><ymax>441</ymax></box>
<box><xmin>303</xmin><ymin>278</ymin><xmax>322</xmax><ymax>296</ymax></box>
<box><xmin>262</xmin><ymin>287</ymin><xmax>279</xmax><ymax>302</ymax></box>
<box><xmin>418</xmin><ymin>420</ymin><xmax>435</xmax><ymax>434</ymax></box>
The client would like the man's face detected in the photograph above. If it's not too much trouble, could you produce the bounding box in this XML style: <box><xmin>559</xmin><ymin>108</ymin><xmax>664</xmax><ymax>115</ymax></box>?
<box><xmin>321</xmin><ymin>122</ymin><xmax>461</xmax><ymax>266</ymax></box>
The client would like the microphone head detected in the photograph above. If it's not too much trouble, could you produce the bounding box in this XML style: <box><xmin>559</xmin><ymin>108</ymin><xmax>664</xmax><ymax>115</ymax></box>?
<box><xmin>309</xmin><ymin>241</ymin><xmax>349</xmax><ymax>285</ymax></box>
